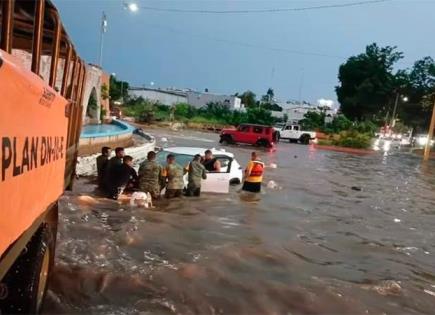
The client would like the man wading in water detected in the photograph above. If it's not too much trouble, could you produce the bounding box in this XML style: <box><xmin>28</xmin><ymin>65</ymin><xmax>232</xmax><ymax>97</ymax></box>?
<box><xmin>186</xmin><ymin>154</ymin><xmax>207</xmax><ymax>197</ymax></box>
<box><xmin>202</xmin><ymin>149</ymin><xmax>221</xmax><ymax>172</ymax></box>
<box><xmin>162</xmin><ymin>154</ymin><xmax>186</xmax><ymax>199</ymax></box>
<box><xmin>242</xmin><ymin>151</ymin><xmax>264</xmax><ymax>193</ymax></box>
<box><xmin>138</xmin><ymin>151</ymin><xmax>162</xmax><ymax>200</ymax></box>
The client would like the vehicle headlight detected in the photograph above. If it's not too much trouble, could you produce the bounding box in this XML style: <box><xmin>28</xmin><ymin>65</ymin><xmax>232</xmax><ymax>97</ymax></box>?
<box><xmin>417</xmin><ymin>136</ymin><xmax>427</xmax><ymax>146</ymax></box>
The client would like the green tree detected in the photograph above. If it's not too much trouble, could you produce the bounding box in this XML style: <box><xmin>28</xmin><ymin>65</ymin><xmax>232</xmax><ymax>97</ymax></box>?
<box><xmin>240</xmin><ymin>90</ymin><xmax>257</xmax><ymax>108</ymax></box>
<box><xmin>398</xmin><ymin>57</ymin><xmax>435</xmax><ymax>130</ymax></box>
<box><xmin>300</xmin><ymin>111</ymin><xmax>325</xmax><ymax>130</ymax></box>
<box><xmin>336</xmin><ymin>43</ymin><xmax>403</xmax><ymax>120</ymax></box>
<box><xmin>109</xmin><ymin>75</ymin><xmax>129</xmax><ymax>102</ymax></box>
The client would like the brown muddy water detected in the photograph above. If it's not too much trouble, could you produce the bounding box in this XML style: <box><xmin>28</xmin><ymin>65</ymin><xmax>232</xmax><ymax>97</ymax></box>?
<box><xmin>43</xmin><ymin>129</ymin><xmax>435</xmax><ymax>314</ymax></box>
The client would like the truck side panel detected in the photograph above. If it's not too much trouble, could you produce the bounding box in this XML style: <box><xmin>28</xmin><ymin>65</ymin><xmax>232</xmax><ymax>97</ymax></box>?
<box><xmin>0</xmin><ymin>50</ymin><xmax>68</xmax><ymax>257</ymax></box>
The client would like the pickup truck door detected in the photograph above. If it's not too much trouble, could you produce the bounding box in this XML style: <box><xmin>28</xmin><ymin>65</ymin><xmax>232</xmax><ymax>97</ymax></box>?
<box><xmin>281</xmin><ymin>125</ymin><xmax>293</xmax><ymax>138</ymax></box>
<box><xmin>235</xmin><ymin>125</ymin><xmax>251</xmax><ymax>142</ymax></box>
<box><xmin>201</xmin><ymin>156</ymin><xmax>232</xmax><ymax>193</ymax></box>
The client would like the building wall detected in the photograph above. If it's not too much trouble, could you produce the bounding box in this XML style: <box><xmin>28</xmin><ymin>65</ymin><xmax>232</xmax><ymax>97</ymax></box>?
<box><xmin>186</xmin><ymin>92</ymin><xmax>241</xmax><ymax>109</ymax></box>
<box><xmin>129</xmin><ymin>89</ymin><xmax>187</xmax><ymax>105</ymax></box>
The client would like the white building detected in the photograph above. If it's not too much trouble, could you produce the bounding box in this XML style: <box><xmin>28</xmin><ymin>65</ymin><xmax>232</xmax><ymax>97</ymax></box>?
<box><xmin>128</xmin><ymin>87</ymin><xmax>187</xmax><ymax>105</ymax></box>
<box><xmin>128</xmin><ymin>87</ymin><xmax>241</xmax><ymax>109</ymax></box>
<box><xmin>186</xmin><ymin>91</ymin><xmax>241</xmax><ymax>109</ymax></box>
<box><xmin>273</xmin><ymin>100</ymin><xmax>336</xmax><ymax>124</ymax></box>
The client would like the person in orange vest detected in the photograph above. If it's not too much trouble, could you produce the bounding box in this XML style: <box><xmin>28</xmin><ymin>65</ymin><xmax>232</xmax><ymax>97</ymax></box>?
<box><xmin>242</xmin><ymin>151</ymin><xmax>265</xmax><ymax>193</ymax></box>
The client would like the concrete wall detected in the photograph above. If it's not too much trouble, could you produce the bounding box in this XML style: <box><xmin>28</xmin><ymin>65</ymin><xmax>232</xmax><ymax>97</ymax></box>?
<box><xmin>186</xmin><ymin>91</ymin><xmax>241</xmax><ymax>109</ymax></box>
<box><xmin>129</xmin><ymin>88</ymin><xmax>187</xmax><ymax>105</ymax></box>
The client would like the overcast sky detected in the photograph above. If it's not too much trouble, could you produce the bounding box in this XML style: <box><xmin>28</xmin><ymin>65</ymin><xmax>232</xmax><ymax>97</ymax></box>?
<box><xmin>54</xmin><ymin>0</ymin><xmax>435</xmax><ymax>104</ymax></box>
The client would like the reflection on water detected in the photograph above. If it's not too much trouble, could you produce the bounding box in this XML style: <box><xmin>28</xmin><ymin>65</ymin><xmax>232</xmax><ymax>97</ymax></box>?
<box><xmin>43</xmin><ymin>129</ymin><xmax>435</xmax><ymax>314</ymax></box>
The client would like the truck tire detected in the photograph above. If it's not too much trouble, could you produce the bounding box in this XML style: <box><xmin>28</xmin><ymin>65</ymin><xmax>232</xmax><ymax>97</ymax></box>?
<box><xmin>256</xmin><ymin>139</ymin><xmax>270</xmax><ymax>148</ymax></box>
<box><xmin>220</xmin><ymin>135</ymin><xmax>233</xmax><ymax>145</ymax></box>
<box><xmin>0</xmin><ymin>224</ymin><xmax>55</xmax><ymax>314</ymax></box>
<box><xmin>299</xmin><ymin>134</ymin><xmax>311</xmax><ymax>145</ymax></box>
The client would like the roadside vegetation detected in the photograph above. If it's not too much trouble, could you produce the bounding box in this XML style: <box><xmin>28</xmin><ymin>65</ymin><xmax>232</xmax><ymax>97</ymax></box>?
<box><xmin>122</xmin><ymin>98</ymin><xmax>277</xmax><ymax>127</ymax></box>
<box><xmin>111</xmin><ymin>42</ymin><xmax>434</xmax><ymax>150</ymax></box>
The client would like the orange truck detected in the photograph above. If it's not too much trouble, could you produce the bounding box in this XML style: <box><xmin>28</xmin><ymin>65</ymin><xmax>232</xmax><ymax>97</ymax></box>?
<box><xmin>0</xmin><ymin>1</ymin><xmax>86</xmax><ymax>312</ymax></box>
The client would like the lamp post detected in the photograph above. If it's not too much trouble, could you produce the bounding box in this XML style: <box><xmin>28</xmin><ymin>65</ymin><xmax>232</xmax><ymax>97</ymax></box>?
<box><xmin>98</xmin><ymin>11</ymin><xmax>107</xmax><ymax>67</ymax></box>
<box><xmin>391</xmin><ymin>92</ymin><xmax>408</xmax><ymax>127</ymax></box>
<box><xmin>98</xmin><ymin>3</ymin><xmax>138</xmax><ymax>67</ymax></box>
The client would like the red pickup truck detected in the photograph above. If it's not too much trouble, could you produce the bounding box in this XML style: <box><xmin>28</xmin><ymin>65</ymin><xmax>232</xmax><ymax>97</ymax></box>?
<box><xmin>219</xmin><ymin>124</ymin><xmax>278</xmax><ymax>148</ymax></box>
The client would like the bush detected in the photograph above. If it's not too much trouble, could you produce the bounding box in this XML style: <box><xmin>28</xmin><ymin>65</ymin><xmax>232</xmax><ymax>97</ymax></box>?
<box><xmin>300</xmin><ymin>111</ymin><xmax>326</xmax><ymax>130</ymax></box>
<box><xmin>332</xmin><ymin>131</ymin><xmax>372</xmax><ymax>149</ymax></box>
<box><xmin>324</xmin><ymin>115</ymin><xmax>353</xmax><ymax>133</ymax></box>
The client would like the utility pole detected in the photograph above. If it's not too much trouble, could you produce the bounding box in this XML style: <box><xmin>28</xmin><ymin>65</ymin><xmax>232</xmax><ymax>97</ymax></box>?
<box><xmin>423</xmin><ymin>99</ymin><xmax>435</xmax><ymax>161</ymax></box>
<box><xmin>391</xmin><ymin>92</ymin><xmax>400</xmax><ymax>127</ymax></box>
<box><xmin>98</xmin><ymin>11</ymin><xmax>107</xmax><ymax>67</ymax></box>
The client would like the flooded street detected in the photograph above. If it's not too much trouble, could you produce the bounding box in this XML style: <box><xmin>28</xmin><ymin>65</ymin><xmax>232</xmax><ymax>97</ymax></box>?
<box><xmin>44</xmin><ymin>128</ymin><xmax>435</xmax><ymax>314</ymax></box>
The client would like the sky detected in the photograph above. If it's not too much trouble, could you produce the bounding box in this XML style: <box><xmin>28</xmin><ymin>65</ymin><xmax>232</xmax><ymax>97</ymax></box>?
<box><xmin>54</xmin><ymin>0</ymin><xmax>435</xmax><ymax>105</ymax></box>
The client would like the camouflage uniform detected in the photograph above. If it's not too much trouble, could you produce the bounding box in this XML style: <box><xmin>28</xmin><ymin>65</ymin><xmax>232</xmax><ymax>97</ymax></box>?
<box><xmin>186</xmin><ymin>160</ymin><xmax>207</xmax><ymax>196</ymax></box>
<box><xmin>163</xmin><ymin>163</ymin><xmax>185</xmax><ymax>198</ymax></box>
<box><xmin>138</xmin><ymin>159</ymin><xmax>162</xmax><ymax>199</ymax></box>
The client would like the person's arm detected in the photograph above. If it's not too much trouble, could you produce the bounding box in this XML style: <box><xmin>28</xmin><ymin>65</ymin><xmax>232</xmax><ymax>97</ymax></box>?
<box><xmin>244</xmin><ymin>161</ymin><xmax>252</xmax><ymax>180</ymax></box>
<box><xmin>214</xmin><ymin>160</ymin><xmax>221</xmax><ymax>172</ymax></box>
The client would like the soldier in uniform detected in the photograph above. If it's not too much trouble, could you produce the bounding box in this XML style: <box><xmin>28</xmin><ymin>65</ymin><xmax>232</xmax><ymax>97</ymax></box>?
<box><xmin>186</xmin><ymin>154</ymin><xmax>207</xmax><ymax>197</ymax></box>
<box><xmin>138</xmin><ymin>151</ymin><xmax>162</xmax><ymax>200</ymax></box>
<box><xmin>162</xmin><ymin>154</ymin><xmax>186</xmax><ymax>199</ymax></box>
<box><xmin>96</xmin><ymin>146</ymin><xmax>111</xmax><ymax>188</ymax></box>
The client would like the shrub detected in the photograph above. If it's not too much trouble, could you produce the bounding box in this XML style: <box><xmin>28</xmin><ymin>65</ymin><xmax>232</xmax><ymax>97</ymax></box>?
<box><xmin>324</xmin><ymin>115</ymin><xmax>353</xmax><ymax>133</ymax></box>
<box><xmin>332</xmin><ymin>131</ymin><xmax>372</xmax><ymax>149</ymax></box>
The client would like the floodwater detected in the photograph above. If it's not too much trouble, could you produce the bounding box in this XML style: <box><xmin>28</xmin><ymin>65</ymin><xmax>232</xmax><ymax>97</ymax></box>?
<box><xmin>43</xmin><ymin>128</ymin><xmax>435</xmax><ymax>314</ymax></box>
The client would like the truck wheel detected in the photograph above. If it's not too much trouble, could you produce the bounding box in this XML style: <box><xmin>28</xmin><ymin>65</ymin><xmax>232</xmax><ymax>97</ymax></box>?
<box><xmin>300</xmin><ymin>134</ymin><xmax>310</xmax><ymax>145</ymax></box>
<box><xmin>220</xmin><ymin>135</ymin><xmax>232</xmax><ymax>145</ymax></box>
<box><xmin>0</xmin><ymin>224</ymin><xmax>55</xmax><ymax>314</ymax></box>
<box><xmin>256</xmin><ymin>139</ymin><xmax>270</xmax><ymax>148</ymax></box>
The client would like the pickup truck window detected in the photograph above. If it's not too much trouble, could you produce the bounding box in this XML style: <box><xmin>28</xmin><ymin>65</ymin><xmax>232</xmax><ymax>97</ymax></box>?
<box><xmin>239</xmin><ymin>126</ymin><xmax>250</xmax><ymax>133</ymax></box>
<box><xmin>294</xmin><ymin>126</ymin><xmax>300</xmax><ymax>131</ymax></box>
<box><xmin>253</xmin><ymin>126</ymin><xmax>263</xmax><ymax>134</ymax></box>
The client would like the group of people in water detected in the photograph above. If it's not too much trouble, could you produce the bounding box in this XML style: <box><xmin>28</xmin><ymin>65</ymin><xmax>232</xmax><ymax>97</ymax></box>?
<box><xmin>96</xmin><ymin>146</ymin><xmax>264</xmax><ymax>201</ymax></box>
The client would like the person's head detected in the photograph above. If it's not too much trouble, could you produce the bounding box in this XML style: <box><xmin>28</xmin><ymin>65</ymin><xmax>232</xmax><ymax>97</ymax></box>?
<box><xmin>123</xmin><ymin>155</ymin><xmax>133</xmax><ymax>167</ymax></box>
<box><xmin>251</xmin><ymin>151</ymin><xmax>259</xmax><ymax>161</ymax></box>
<box><xmin>193</xmin><ymin>154</ymin><xmax>201</xmax><ymax>162</ymax></box>
<box><xmin>166</xmin><ymin>154</ymin><xmax>176</xmax><ymax>164</ymax></box>
<box><xmin>102</xmin><ymin>146</ymin><xmax>111</xmax><ymax>157</ymax></box>
<box><xmin>147</xmin><ymin>151</ymin><xmax>156</xmax><ymax>161</ymax></box>
<box><xmin>115</xmin><ymin>147</ymin><xmax>125</xmax><ymax>158</ymax></box>
<box><xmin>204</xmin><ymin>149</ymin><xmax>213</xmax><ymax>160</ymax></box>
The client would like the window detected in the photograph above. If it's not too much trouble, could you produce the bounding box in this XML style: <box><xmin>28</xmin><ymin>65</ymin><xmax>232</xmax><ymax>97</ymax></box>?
<box><xmin>285</xmin><ymin>126</ymin><xmax>292</xmax><ymax>130</ymax></box>
<box><xmin>239</xmin><ymin>125</ymin><xmax>250</xmax><ymax>132</ymax></box>
<box><xmin>253</xmin><ymin>126</ymin><xmax>263</xmax><ymax>134</ymax></box>
<box><xmin>215</xmin><ymin>157</ymin><xmax>231</xmax><ymax>173</ymax></box>
<box><xmin>294</xmin><ymin>126</ymin><xmax>300</xmax><ymax>131</ymax></box>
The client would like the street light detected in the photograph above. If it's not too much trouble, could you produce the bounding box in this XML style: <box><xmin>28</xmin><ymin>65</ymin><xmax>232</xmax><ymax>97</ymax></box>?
<box><xmin>98</xmin><ymin>12</ymin><xmax>107</xmax><ymax>67</ymax></box>
<box><xmin>391</xmin><ymin>92</ymin><xmax>408</xmax><ymax>127</ymax></box>
<box><xmin>127</xmin><ymin>2</ymin><xmax>139</xmax><ymax>12</ymax></box>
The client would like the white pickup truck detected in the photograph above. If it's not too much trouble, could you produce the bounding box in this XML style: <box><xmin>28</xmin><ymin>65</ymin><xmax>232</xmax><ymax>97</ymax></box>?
<box><xmin>277</xmin><ymin>124</ymin><xmax>316</xmax><ymax>144</ymax></box>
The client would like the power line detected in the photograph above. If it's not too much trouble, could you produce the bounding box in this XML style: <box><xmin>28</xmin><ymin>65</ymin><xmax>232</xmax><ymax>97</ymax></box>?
<box><xmin>135</xmin><ymin>0</ymin><xmax>393</xmax><ymax>14</ymax></box>
<box><xmin>143</xmin><ymin>23</ymin><xmax>345</xmax><ymax>60</ymax></box>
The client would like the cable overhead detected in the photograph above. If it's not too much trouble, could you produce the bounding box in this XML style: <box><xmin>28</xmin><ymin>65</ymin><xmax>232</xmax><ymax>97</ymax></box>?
<box><xmin>143</xmin><ymin>23</ymin><xmax>345</xmax><ymax>60</ymax></box>
<box><xmin>135</xmin><ymin>0</ymin><xmax>392</xmax><ymax>14</ymax></box>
